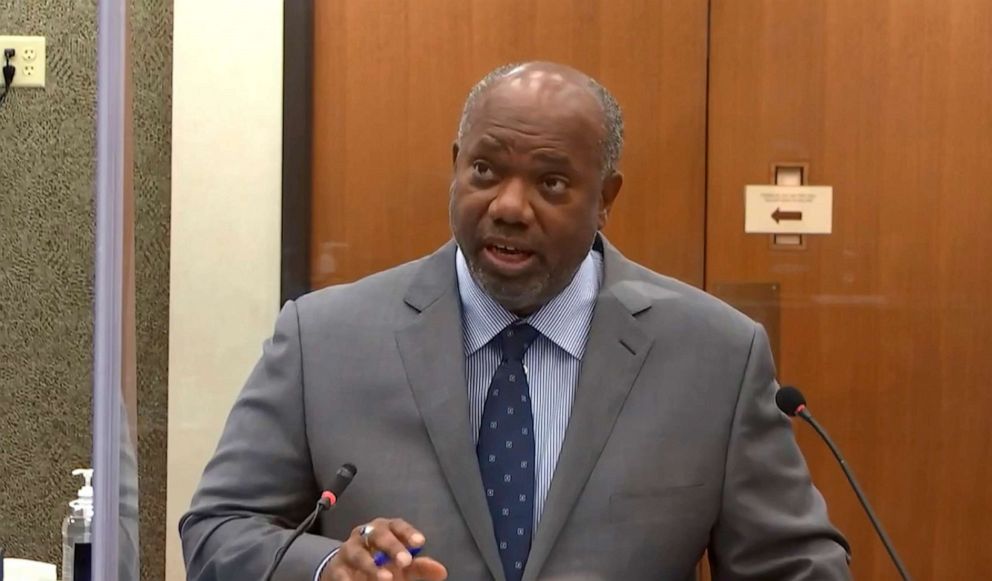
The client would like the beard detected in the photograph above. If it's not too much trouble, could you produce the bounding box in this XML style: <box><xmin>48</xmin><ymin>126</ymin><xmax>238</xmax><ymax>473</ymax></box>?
<box><xmin>464</xmin><ymin>252</ymin><xmax>556</xmax><ymax>316</ymax></box>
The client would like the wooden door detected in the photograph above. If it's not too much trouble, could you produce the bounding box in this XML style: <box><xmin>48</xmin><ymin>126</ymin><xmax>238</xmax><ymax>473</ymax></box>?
<box><xmin>310</xmin><ymin>0</ymin><xmax>709</xmax><ymax>289</ymax></box>
<box><xmin>707</xmin><ymin>1</ymin><xmax>992</xmax><ymax>578</ymax></box>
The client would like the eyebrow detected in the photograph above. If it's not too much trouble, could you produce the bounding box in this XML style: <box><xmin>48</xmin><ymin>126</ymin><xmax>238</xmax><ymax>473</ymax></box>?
<box><xmin>475</xmin><ymin>135</ymin><xmax>509</xmax><ymax>153</ymax></box>
<box><xmin>532</xmin><ymin>150</ymin><xmax>575</xmax><ymax>170</ymax></box>
<box><xmin>471</xmin><ymin>136</ymin><xmax>576</xmax><ymax>171</ymax></box>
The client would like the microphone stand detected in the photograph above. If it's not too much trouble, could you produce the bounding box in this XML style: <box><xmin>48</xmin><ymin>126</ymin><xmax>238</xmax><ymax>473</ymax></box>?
<box><xmin>798</xmin><ymin>409</ymin><xmax>911</xmax><ymax>581</ymax></box>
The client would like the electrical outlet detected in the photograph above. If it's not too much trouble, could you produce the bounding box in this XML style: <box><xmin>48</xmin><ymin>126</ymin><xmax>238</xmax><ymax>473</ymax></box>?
<box><xmin>0</xmin><ymin>36</ymin><xmax>46</xmax><ymax>88</ymax></box>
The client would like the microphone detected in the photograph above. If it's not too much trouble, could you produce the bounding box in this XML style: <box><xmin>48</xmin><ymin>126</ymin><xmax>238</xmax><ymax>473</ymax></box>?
<box><xmin>262</xmin><ymin>463</ymin><xmax>358</xmax><ymax>581</ymax></box>
<box><xmin>776</xmin><ymin>386</ymin><xmax>911</xmax><ymax>581</ymax></box>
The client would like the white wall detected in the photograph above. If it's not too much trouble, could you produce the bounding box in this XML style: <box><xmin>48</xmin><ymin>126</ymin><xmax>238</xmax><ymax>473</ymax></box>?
<box><xmin>166</xmin><ymin>1</ymin><xmax>283</xmax><ymax>578</ymax></box>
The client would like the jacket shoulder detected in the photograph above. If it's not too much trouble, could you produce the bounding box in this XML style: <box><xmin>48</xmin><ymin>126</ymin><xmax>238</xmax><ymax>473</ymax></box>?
<box><xmin>292</xmin><ymin>254</ymin><xmax>429</xmax><ymax>324</ymax></box>
<box><xmin>612</xmin><ymin>260</ymin><xmax>760</xmax><ymax>345</ymax></box>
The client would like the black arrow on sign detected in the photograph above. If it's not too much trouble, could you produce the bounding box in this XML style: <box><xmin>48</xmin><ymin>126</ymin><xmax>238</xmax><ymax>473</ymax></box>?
<box><xmin>772</xmin><ymin>208</ymin><xmax>803</xmax><ymax>223</ymax></box>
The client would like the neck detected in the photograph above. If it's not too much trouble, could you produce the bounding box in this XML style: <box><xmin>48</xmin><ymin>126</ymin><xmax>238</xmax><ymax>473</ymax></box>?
<box><xmin>509</xmin><ymin>305</ymin><xmax>539</xmax><ymax>318</ymax></box>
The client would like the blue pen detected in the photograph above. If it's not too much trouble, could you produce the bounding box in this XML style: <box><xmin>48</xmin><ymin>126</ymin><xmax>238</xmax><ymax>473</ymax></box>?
<box><xmin>373</xmin><ymin>546</ymin><xmax>423</xmax><ymax>567</ymax></box>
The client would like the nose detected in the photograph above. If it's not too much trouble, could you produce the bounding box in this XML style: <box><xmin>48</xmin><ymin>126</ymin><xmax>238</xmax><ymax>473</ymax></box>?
<box><xmin>487</xmin><ymin>177</ymin><xmax>534</xmax><ymax>225</ymax></box>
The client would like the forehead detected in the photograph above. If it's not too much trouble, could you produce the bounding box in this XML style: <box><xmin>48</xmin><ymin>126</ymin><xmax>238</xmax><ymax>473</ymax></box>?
<box><xmin>463</xmin><ymin>73</ymin><xmax>605</xmax><ymax>161</ymax></box>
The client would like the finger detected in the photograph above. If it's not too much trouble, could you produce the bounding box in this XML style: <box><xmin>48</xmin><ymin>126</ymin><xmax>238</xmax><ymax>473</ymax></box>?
<box><xmin>368</xmin><ymin>523</ymin><xmax>414</xmax><ymax>568</ymax></box>
<box><xmin>387</xmin><ymin>518</ymin><xmax>427</xmax><ymax>549</ymax></box>
<box><xmin>407</xmin><ymin>557</ymin><xmax>448</xmax><ymax>581</ymax></box>
<box><xmin>337</xmin><ymin>540</ymin><xmax>387</xmax><ymax>579</ymax></box>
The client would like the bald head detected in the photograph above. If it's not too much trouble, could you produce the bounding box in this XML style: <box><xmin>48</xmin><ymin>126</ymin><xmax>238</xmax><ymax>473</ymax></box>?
<box><xmin>457</xmin><ymin>62</ymin><xmax>624</xmax><ymax>176</ymax></box>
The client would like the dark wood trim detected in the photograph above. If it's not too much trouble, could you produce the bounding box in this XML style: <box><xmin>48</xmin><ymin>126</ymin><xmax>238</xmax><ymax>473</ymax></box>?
<box><xmin>281</xmin><ymin>0</ymin><xmax>314</xmax><ymax>303</ymax></box>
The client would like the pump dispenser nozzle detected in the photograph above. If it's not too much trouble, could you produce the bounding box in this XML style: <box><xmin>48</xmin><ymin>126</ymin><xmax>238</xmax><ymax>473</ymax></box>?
<box><xmin>71</xmin><ymin>469</ymin><xmax>94</xmax><ymax>500</ymax></box>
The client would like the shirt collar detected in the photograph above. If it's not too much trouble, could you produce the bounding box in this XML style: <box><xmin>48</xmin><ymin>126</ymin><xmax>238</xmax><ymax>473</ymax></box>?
<box><xmin>456</xmin><ymin>246</ymin><xmax>602</xmax><ymax>359</ymax></box>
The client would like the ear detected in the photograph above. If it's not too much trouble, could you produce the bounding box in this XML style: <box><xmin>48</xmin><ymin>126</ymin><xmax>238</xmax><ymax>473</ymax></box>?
<box><xmin>451</xmin><ymin>141</ymin><xmax>460</xmax><ymax>167</ymax></box>
<box><xmin>597</xmin><ymin>171</ymin><xmax>623</xmax><ymax>230</ymax></box>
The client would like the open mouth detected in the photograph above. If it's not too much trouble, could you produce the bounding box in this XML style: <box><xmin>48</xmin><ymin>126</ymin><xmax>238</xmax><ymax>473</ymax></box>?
<box><xmin>482</xmin><ymin>243</ymin><xmax>537</xmax><ymax>271</ymax></box>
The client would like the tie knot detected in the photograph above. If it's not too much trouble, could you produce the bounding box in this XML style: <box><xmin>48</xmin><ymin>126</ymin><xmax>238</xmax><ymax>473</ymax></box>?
<box><xmin>499</xmin><ymin>322</ymin><xmax>539</xmax><ymax>362</ymax></box>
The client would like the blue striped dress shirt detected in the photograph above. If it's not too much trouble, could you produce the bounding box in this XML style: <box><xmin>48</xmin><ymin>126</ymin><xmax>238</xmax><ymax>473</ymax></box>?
<box><xmin>316</xmin><ymin>248</ymin><xmax>602</xmax><ymax>578</ymax></box>
<box><xmin>456</xmin><ymin>247</ymin><xmax>602</xmax><ymax>531</ymax></box>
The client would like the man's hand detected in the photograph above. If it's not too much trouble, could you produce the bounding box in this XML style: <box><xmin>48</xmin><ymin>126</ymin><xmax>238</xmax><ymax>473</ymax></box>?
<box><xmin>321</xmin><ymin>518</ymin><xmax>448</xmax><ymax>581</ymax></box>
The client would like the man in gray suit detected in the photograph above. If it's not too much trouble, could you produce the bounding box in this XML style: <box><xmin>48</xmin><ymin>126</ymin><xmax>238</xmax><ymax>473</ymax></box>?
<box><xmin>181</xmin><ymin>62</ymin><xmax>850</xmax><ymax>581</ymax></box>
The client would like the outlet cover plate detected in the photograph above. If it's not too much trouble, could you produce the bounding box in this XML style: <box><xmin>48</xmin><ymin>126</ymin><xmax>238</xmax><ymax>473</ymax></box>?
<box><xmin>0</xmin><ymin>36</ymin><xmax>47</xmax><ymax>88</ymax></box>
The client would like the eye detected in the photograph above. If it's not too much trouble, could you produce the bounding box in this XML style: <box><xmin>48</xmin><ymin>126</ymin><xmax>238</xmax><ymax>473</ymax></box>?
<box><xmin>471</xmin><ymin>160</ymin><xmax>496</xmax><ymax>182</ymax></box>
<box><xmin>541</xmin><ymin>175</ymin><xmax>569</xmax><ymax>195</ymax></box>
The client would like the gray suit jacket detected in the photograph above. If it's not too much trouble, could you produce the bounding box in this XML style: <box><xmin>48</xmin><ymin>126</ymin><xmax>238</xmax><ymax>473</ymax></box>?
<box><xmin>180</xmin><ymin>238</ymin><xmax>850</xmax><ymax>581</ymax></box>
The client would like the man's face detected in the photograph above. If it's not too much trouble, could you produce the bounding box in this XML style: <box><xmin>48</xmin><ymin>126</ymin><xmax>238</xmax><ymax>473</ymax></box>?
<box><xmin>450</xmin><ymin>70</ymin><xmax>622</xmax><ymax>316</ymax></box>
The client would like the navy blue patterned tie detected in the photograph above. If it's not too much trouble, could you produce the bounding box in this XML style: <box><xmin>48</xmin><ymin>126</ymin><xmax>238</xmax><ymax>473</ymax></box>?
<box><xmin>477</xmin><ymin>321</ymin><xmax>539</xmax><ymax>581</ymax></box>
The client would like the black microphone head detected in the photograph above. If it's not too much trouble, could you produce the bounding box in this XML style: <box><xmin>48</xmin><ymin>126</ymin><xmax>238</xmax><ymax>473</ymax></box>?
<box><xmin>329</xmin><ymin>463</ymin><xmax>358</xmax><ymax>497</ymax></box>
<box><xmin>776</xmin><ymin>385</ymin><xmax>807</xmax><ymax>416</ymax></box>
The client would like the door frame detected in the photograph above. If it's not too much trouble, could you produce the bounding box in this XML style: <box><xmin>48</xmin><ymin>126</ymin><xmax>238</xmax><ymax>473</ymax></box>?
<box><xmin>281</xmin><ymin>0</ymin><xmax>315</xmax><ymax>303</ymax></box>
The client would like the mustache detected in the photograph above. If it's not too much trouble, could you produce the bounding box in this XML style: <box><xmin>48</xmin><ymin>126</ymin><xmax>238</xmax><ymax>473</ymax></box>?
<box><xmin>480</xmin><ymin>226</ymin><xmax>532</xmax><ymax>241</ymax></box>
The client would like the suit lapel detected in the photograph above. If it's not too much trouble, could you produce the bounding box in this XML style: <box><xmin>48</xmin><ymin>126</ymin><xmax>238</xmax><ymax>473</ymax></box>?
<box><xmin>523</xmin><ymin>240</ymin><xmax>655</xmax><ymax>581</ymax></box>
<box><xmin>395</xmin><ymin>242</ymin><xmax>506</xmax><ymax>581</ymax></box>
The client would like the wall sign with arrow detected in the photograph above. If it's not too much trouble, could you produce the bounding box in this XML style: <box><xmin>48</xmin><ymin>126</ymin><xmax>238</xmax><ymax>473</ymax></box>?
<box><xmin>744</xmin><ymin>185</ymin><xmax>833</xmax><ymax>234</ymax></box>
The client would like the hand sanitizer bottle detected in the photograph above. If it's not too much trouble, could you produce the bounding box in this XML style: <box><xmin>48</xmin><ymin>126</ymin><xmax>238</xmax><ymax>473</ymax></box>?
<box><xmin>62</xmin><ymin>469</ymin><xmax>94</xmax><ymax>581</ymax></box>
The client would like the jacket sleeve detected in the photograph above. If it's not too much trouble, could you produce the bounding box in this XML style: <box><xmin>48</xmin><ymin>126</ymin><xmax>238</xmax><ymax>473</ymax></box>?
<box><xmin>709</xmin><ymin>324</ymin><xmax>852</xmax><ymax>580</ymax></box>
<box><xmin>179</xmin><ymin>300</ymin><xmax>340</xmax><ymax>581</ymax></box>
